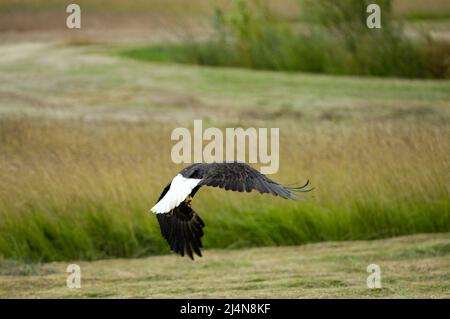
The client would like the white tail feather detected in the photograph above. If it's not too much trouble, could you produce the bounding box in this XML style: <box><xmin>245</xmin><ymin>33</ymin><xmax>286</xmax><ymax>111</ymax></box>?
<box><xmin>150</xmin><ymin>174</ymin><xmax>201</xmax><ymax>214</ymax></box>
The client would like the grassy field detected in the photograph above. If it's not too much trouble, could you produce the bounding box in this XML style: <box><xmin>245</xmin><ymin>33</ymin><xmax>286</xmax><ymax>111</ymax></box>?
<box><xmin>0</xmin><ymin>0</ymin><xmax>449</xmax><ymax>298</ymax></box>
<box><xmin>0</xmin><ymin>42</ymin><xmax>449</xmax><ymax>262</ymax></box>
<box><xmin>0</xmin><ymin>234</ymin><xmax>449</xmax><ymax>298</ymax></box>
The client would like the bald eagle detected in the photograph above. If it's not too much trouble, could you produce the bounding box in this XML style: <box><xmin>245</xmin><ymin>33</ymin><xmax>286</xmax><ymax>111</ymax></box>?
<box><xmin>150</xmin><ymin>162</ymin><xmax>312</xmax><ymax>259</ymax></box>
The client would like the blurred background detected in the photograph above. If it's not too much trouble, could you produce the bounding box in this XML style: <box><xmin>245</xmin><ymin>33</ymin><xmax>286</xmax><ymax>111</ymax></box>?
<box><xmin>0</xmin><ymin>0</ymin><xmax>449</xmax><ymax>298</ymax></box>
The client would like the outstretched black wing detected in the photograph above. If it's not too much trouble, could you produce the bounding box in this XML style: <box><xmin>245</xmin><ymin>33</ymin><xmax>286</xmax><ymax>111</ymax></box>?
<box><xmin>182</xmin><ymin>162</ymin><xmax>310</xmax><ymax>199</ymax></box>
<box><xmin>154</xmin><ymin>162</ymin><xmax>311</xmax><ymax>259</ymax></box>
<box><xmin>156</xmin><ymin>201</ymin><xmax>205</xmax><ymax>260</ymax></box>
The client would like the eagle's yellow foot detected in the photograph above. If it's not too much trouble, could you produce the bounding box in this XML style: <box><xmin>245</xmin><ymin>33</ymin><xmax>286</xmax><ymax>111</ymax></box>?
<box><xmin>185</xmin><ymin>195</ymin><xmax>193</xmax><ymax>207</ymax></box>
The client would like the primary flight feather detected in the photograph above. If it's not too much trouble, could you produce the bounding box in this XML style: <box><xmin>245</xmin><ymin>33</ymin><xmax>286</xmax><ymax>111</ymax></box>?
<box><xmin>150</xmin><ymin>162</ymin><xmax>312</xmax><ymax>259</ymax></box>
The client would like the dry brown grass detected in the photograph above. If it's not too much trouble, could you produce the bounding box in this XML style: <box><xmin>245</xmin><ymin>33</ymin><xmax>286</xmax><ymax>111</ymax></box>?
<box><xmin>1</xmin><ymin>118</ymin><xmax>448</xmax><ymax>216</ymax></box>
<box><xmin>0</xmin><ymin>115</ymin><xmax>448</xmax><ymax>260</ymax></box>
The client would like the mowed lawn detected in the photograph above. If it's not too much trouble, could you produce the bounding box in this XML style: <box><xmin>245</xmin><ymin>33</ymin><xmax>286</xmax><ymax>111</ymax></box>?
<box><xmin>0</xmin><ymin>234</ymin><xmax>449</xmax><ymax>298</ymax></box>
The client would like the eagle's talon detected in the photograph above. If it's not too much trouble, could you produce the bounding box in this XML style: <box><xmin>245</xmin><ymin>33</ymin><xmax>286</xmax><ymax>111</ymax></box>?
<box><xmin>185</xmin><ymin>195</ymin><xmax>193</xmax><ymax>206</ymax></box>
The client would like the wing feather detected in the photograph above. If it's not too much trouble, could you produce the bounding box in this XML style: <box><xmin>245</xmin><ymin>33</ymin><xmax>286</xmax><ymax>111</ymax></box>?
<box><xmin>198</xmin><ymin>162</ymin><xmax>308</xmax><ymax>199</ymax></box>
<box><xmin>156</xmin><ymin>202</ymin><xmax>205</xmax><ymax>260</ymax></box>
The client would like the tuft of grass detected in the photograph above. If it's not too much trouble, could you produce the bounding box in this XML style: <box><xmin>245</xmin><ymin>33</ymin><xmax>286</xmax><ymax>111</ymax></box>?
<box><xmin>0</xmin><ymin>258</ymin><xmax>57</xmax><ymax>276</ymax></box>
<box><xmin>121</xmin><ymin>45</ymin><xmax>190</xmax><ymax>63</ymax></box>
<box><xmin>392</xmin><ymin>243</ymin><xmax>450</xmax><ymax>259</ymax></box>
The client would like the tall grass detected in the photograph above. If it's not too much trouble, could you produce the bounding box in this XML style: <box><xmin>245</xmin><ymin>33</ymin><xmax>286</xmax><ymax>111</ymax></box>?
<box><xmin>0</xmin><ymin>117</ymin><xmax>448</xmax><ymax>262</ymax></box>
<box><xmin>121</xmin><ymin>0</ymin><xmax>450</xmax><ymax>78</ymax></box>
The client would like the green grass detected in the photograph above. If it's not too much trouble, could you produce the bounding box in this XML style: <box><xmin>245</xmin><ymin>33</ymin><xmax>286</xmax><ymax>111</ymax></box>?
<box><xmin>118</xmin><ymin>0</ymin><xmax>450</xmax><ymax>79</ymax></box>
<box><xmin>121</xmin><ymin>45</ymin><xmax>190</xmax><ymax>63</ymax></box>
